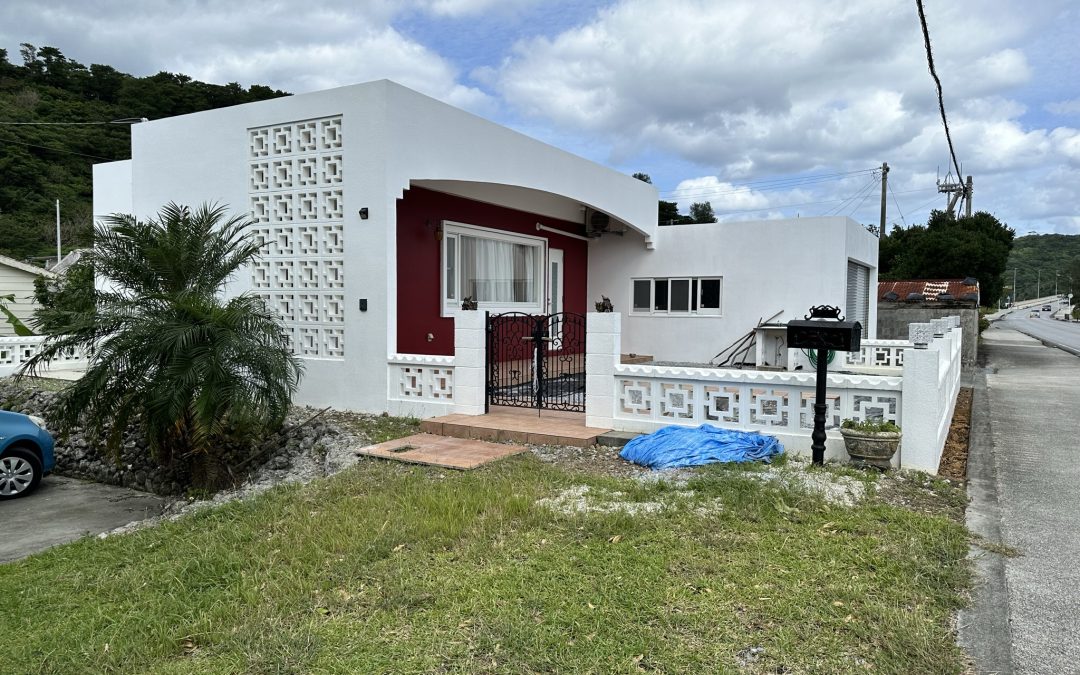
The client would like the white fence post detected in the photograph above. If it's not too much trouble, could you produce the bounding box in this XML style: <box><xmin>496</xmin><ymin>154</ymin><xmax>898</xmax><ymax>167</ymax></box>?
<box><xmin>899</xmin><ymin>343</ymin><xmax>941</xmax><ymax>471</ymax></box>
<box><xmin>899</xmin><ymin>317</ymin><xmax>962</xmax><ymax>473</ymax></box>
<box><xmin>586</xmin><ymin>312</ymin><xmax>620</xmax><ymax>429</ymax></box>
<box><xmin>453</xmin><ymin>311</ymin><xmax>487</xmax><ymax>415</ymax></box>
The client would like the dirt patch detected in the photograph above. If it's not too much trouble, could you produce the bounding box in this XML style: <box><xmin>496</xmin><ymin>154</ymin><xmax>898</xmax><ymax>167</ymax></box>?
<box><xmin>938</xmin><ymin>387</ymin><xmax>972</xmax><ymax>481</ymax></box>
<box><xmin>528</xmin><ymin>443</ymin><xmax>649</xmax><ymax>478</ymax></box>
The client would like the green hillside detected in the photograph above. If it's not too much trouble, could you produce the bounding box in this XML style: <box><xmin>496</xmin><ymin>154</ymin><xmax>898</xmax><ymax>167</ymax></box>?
<box><xmin>0</xmin><ymin>44</ymin><xmax>288</xmax><ymax>264</ymax></box>
<box><xmin>1005</xmin><ymin>234</ymin><xmax>1080</xmax><ymax>303</ymax></box>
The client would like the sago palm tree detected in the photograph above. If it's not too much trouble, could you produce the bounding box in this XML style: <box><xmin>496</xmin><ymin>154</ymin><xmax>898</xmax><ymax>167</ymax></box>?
<box><xmin>21</xmin><ymin>203</ymin><xmax>303</xmax><ymax>487</ymax></box>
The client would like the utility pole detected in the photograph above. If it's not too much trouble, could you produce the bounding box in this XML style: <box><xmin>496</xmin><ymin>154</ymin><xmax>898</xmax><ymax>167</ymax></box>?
<box><xmin>1037</xmin><ymin>269</ymin><xmax>1041</xmax><ymax>298</ymax></box>
<box><xmin>937</xmin><ymin>171</ymin><xmax>973</xmax><ymax>217</ymax></box>
<box><xmin>55</xmin><ymin>199</ymin><xmax>61</xmax><ymax>266</ymax></box>
<box><xmin>1012</xmin><ymin>268</ymin><xmax>1017</xmax><ymax>303</ymax></box>
<box><xmin>879</xmin><ymin>162</ymin><xmax>889</xmax><ymax>242</ymax></box>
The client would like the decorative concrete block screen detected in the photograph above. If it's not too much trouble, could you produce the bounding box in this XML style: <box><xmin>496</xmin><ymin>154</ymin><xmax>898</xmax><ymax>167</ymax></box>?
<box><xmin>612</xmin><ymin>367</ymin><xmax>902</xmax><ymax>434</ymax></box>
<box><xmin>0</xmin><ymin>336</ymin><xmax>88</xmax><ymax>377</ymax></box>
<box><xmin>385</xmin><ymin>312</ymin><xmax>488</xmax><ymax>419</ymax></box>
<box><xmin>584</xmin><ymin>312</ymin><xmax>963</xmax><ymax>473</ymax></box>
<box><xmin>248</xmin><ymin>116</ymin><xmax>345</xmax><ymax>360</ymax></box>
<box><xmin>389</xmin><ymin>354</ymin><xmax>455</xmax><ymax>402</ymax></box>
<box><xmin>842</xmin><ymin>339</ymin><xmax>910</xmax><ymax>372</ymax></box>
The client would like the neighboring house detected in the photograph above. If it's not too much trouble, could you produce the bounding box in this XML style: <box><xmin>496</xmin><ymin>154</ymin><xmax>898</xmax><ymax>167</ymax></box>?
<box><xmin>93</xmin><ymin>79</ymin><xmax>878</xmax><ymax>414</ymax></box>
<box><xmin>878</xmin><ymin>278</ymin><xmax>979</xmax><ymax>305</ymax></box>
<box><xmin>877</xmin><ymin>278</ymin><xmax>980</xmax><ymax>366</ymax></box>
<box><xmin>49</xmin><ymin>248</ymin><xmax>89</xmax><ymax>275</ymax></box>
<box><xmin>0</xmin><ymin>254</ymin><xmax>55</xmax><ymax>336</ymax></box>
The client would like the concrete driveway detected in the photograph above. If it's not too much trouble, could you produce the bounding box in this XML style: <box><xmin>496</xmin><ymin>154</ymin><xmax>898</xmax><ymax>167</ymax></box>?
<box><xmin>0</xmin><ymin>475</ymin><xmax>168</xmax><ymax>564</ymax></box>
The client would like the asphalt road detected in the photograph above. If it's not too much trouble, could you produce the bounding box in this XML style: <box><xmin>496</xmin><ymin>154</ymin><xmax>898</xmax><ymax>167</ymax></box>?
<box><xmin>997</xmin><ymin>309</ymin><xmax>1080</xmax><ymax>355</ymax></box>
<box><xmin>0</xmin><ymin>475</ymin><xmax>167</xmax><ymax>564</ymax></box>
<box><xmin>961</xmin><ymin>327</ymin><xmax>1080</xmax><ymax>672</ymax></box>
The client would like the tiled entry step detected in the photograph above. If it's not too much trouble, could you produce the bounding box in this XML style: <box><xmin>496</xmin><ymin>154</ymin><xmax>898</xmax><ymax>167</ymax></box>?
<box><xmin>419</xmin><ymin>407</ymin><xmax>611</xmax><ymax>447</ymax></box>
<box><xmin>356</xmin><ymin>433</ymin><xmax>525</xmax><ymax>470</ymax></box>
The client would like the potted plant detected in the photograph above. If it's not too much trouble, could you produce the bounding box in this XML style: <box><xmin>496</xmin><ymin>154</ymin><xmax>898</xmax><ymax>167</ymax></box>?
<box><xmin>839</xmin><ymin>419</ymin><xmax>901</xmax><ymax>469</ymax></box>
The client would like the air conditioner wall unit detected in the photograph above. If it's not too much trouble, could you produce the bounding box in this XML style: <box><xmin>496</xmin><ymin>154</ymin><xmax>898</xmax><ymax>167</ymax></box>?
<box><xmin>584</xmin><ymin>208</ymin><xmax>622</xmax><ymax>237</ymax></box>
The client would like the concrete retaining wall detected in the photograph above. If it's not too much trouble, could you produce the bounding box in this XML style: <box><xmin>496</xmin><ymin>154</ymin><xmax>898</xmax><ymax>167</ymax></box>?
<box><xmin>878</xmin><ymin>302</ymin><xmax>978</xmax><ymax>366</ymax></box>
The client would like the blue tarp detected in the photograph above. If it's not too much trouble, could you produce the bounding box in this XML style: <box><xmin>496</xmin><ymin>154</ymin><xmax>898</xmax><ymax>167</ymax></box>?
<box><xmin>619</xmin><ymin>424</ymin><xmax>783</xmax><ymax>470</ymax></box>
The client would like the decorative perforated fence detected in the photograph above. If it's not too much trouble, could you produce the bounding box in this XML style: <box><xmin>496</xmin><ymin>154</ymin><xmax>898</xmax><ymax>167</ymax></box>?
<box><xmin>248</xmin><ymin>116</ymin><xmax>345</xmax><ymax>360</ymax></box>
<box><xmin>0</xmin><ymin>336</ymin><xmax>87</xmax><ymax>377</ymax></box>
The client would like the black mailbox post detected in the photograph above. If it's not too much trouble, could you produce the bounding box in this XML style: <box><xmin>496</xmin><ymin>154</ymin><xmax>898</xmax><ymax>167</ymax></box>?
<box><xmin>787</xmin><ymin>306</ymin><xmax>863</xmax><ymax>465</ymax></box>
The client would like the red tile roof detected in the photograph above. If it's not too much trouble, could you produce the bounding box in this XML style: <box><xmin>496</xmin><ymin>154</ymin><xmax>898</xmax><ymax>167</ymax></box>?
<box><xmin>878</xmin><ymin>279</ymin><xmax>979</xmax><ymax>302</ymax></box>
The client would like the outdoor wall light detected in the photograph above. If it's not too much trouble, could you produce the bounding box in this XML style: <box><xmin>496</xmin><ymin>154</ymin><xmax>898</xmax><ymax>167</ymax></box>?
<box><xmin>358</xmin><ymin>207</ymin><xmax>369</xmax><ymax>220</ymax></box>
<box><xmin>909</xmin><ymin>322</ymin><xmax>932</xmax><ymax>349</ymax></box>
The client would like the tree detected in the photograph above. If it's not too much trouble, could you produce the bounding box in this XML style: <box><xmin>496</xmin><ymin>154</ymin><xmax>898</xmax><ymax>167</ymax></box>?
<box><xmin>883</xmin><ymin>210</ymin><xmax>1014</xmax><ymax>307</ymax></box>
<box><xmin>32</xmin><ymin>258</ymin><xmax>94</xmax><ymax>334</ymax></box>
<box><xmin>0</xmin><ymin>44</ymin><xmax>289</xmax><ymax>263</ymax></box>
<box><xmin>632</xmin><ymin>171</ymin><xmax>718</xmax><ymax>225</ymax></box>
<box><xmin>690</xmin><ymin>201</ymin><xmax>717</xmax><ymax>223</ymax></box>
<box><xmin>21</xmin><ymin>203</ymin><xmax>303</xmax><ymax>488</ymax></box>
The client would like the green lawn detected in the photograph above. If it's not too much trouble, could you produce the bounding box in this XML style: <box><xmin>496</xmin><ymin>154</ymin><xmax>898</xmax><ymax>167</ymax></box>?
<box><xmin>2</xmin><ymin>454</ymin><xmax>971</xmax><ymax>674</ymax></box>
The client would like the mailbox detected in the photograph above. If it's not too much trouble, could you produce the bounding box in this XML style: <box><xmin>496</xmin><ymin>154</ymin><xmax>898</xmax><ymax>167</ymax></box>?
<box><xmin>786</xmin><ymin>319</ymin><xmax>862</xmax><ymax>352</ymax></box>
<box><xmin>786</xmin><ymin>305</ymin><xmax>863</xmax><ymax>466</ymax></box>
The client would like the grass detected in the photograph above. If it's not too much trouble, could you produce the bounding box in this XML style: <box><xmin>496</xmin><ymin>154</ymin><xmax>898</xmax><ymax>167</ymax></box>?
<box><xmin>2</xmin><ymin>450</ymin><xmax>972</xmax><ymax>674</ymax></box>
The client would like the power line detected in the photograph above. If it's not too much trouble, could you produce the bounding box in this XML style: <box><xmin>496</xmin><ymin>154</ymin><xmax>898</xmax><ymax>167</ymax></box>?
<box><xmin>0</xmin><ymin>118</ymin><xmax>146</xmax><ymax>126</ymax></box>
<box><xmin>887</xmin><ymin>181</ymin><xmax>909</xmax><ymax>228</ymax></box>
<box><xmin>916</xmin><ymin>0</ymin><xmax>962</xmax><ymax>180</ymax></box>
<box><xmin>905</xmin><ymin>194</ymin><xmax>947</xmax><ymax>218</ymax></box>
<box><xmin>0</xmin><ymin>135</ymin><xmax>121</xmax><ymax>161</ymax></box>
<box><xmin>660</xmin><ymin>167</ymin><xmax>878</xmax><ymax>199</ymax></box>
<box><xmin>825</xmin><ymin>175</ymin><xmax>879</xmax><ymax>216</ymax></box>
<box><xmin>703</xmin><ymin>184</ymin><xmax>938</xmax><ymax>219</ymax></box>
<box><xmin>847</xmin><ymin>180</ymin><xmax>879</xmax><ymax>216</ymax></box>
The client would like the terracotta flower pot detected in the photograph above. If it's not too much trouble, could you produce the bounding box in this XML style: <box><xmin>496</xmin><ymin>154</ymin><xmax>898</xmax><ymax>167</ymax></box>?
<box><xmin>839</xmin><ymin>428</ymin><xmax>901</xmax><ymax>470</ymax></box>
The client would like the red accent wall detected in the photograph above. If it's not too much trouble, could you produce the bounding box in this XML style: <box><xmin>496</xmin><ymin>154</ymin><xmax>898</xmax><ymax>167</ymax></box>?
<box><xmin>396</xmin><ymin>186</ymin><xmax>589</xmax><ymax>355</ymax></box>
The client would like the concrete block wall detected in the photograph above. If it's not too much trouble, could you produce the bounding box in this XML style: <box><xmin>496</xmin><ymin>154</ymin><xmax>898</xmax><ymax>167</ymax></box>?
<box><xmin>879</xmin><ymin>303</ymin><xmax>977</xmax><ymax>367</ymax></box>
<box><xmin>453</xmin><ymin>311</ymin><xmax>486</xmax><ymax>415</ymax></box>
<box><xmin>585</xmin><ymin>312</ymin><xmax>620</xmax><ymax>428</ymax></box>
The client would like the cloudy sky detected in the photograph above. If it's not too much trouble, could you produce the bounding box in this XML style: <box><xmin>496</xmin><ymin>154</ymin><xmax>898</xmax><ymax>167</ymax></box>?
<box><xmin>3</xmin><ymin>0</ymin><xmax>1078</xmax><ymax>234</ymax></box>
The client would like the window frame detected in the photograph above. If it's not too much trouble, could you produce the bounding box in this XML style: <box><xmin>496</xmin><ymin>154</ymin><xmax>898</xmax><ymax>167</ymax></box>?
<box><xmin>441</xmin><ymin>220</ymin><xmax>548</xmax><ymax>317</ymax></box>
<box><xmin>629</xmin><ymin>276</ymin><xmax>723</xmax><ymax>317</ymax></box>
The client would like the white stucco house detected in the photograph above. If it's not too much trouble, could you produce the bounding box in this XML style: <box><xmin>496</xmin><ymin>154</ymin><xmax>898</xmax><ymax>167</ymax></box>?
<box><xmin>93</xmin><ymin>79</ymin><xmax>879</xmax><ymax>418</ymax></box>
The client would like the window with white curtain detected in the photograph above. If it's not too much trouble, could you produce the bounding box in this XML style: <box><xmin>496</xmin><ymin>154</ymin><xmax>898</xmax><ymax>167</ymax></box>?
<box><xmin>442</xmin><ymin>222</ymin><xmax>544</xmax><ymax>313</ymax></box>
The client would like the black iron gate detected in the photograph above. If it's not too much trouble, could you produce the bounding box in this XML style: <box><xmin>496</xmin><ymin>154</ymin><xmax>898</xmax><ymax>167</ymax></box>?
<box><xmin>486</xmin><ymin>311</ymin><xmax>586</xmax><ymax>412</ymax></box>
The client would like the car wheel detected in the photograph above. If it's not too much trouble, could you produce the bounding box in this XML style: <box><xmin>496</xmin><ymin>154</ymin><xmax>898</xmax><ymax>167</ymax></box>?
<box><xmin>0</xmin><ymin>447</ymin><xmax>43</xmax><ymax>499</ymax></box>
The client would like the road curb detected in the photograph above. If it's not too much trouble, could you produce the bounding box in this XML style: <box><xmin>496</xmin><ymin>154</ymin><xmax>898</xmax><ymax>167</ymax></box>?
<box><xmin>957</xmin><ymin>361</ymin><xmax>1014</xmax><ymax>674</ymax></box>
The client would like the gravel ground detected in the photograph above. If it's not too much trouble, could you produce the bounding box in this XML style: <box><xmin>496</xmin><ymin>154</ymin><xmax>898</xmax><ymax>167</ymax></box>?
<box><xmin>101</xmin><ymin>408</ymin><xmax>958</xmax><ymax>538</ymax></box>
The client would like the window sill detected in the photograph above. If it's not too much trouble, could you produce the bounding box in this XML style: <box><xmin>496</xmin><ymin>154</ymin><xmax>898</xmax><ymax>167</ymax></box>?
<box><xmin>443</xmin><ymin>303</ymin><xmax>544</xmax><ymax>318</ymax></box>
<box><xmin>629</xmin><ymin>311</ymin><xmax>724</xmax><ymax>318</ymax></box>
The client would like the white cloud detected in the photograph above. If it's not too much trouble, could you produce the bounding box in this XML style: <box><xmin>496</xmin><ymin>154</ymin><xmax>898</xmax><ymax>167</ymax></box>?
<box><xmin>1050</xmin><ymin>128</ymin><xmax>1080</xmax><ymax>165</ymax></box>
<box><xmin>0</xmin><ymin>0</ymin><xmax>492</xmax><ymax>111</ymax></box>
<box><xmin>490</xmin><ymin>0</ymin><xmax>1079</xmax><ymax>232</ymax></box>
<box><xmin>1047</xmin><ymin>99</ymin><xmax>1080</xmax><ymax>116</ymax></box>
<box><xmin>493</xmin><ymin>0</ymin><xmax>1056</xmax><ymax>175</ymax></box>
<box><xmin>415</xmin><ymin>0</ymin><xmax>541</xmax><ymax>17</ymax></box>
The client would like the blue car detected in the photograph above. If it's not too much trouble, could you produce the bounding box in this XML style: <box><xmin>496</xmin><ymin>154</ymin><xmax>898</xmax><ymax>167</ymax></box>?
<box><xmin>0</xmin><ymin>410</ymin><xmax>56</xmax><ymax>499</ymax></box>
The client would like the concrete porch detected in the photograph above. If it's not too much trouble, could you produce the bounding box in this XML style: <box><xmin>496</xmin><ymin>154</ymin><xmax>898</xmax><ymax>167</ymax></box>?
<box><xmin>419</xmin><ymin>405</ymin><xmax>612</xmax><ymax>447</ymax></box>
